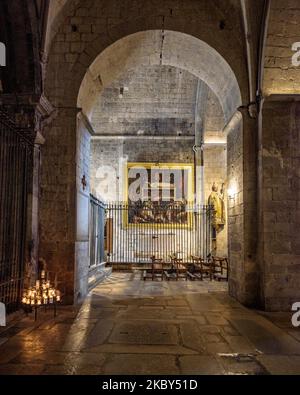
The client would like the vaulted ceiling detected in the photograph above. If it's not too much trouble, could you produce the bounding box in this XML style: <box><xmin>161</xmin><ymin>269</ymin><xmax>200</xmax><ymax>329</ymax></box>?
<box><xmin>91</xmin><ymin>65</ymin><xmax>225</xmax><ymax>138</ymax></box>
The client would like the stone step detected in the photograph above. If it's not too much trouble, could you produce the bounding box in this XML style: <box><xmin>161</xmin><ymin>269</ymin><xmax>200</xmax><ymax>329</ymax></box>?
<box><xmin>88</xmin><ymin>266</ymin><xmax>112</xmax><ymax>290</ymax></box>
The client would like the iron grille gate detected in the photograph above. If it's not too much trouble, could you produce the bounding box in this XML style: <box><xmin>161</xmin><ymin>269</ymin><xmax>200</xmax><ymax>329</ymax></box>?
<box><xmin>105</xmin><ymin>202</ymin><xmax>213</xmax><ymax>266</ymax></box>
<box><xmin>0</xmin><ymin>111</ymin><xmax>33</xmax><ymax>313</ymax></box>
<box><xmin>89</xmin><ymin>195</ymin><xmax>106</xmax><ymax>267</ymax></box>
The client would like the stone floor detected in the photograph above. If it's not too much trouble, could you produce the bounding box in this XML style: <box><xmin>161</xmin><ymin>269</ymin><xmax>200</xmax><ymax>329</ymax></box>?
<box><xmin>0</xmin><ymin>272</ymin><xmax>300</xmax><ymax>375</ymax></box>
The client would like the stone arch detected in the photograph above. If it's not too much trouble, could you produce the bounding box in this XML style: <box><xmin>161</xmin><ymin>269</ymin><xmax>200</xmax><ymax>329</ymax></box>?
<box><xmin>77</xmin><ymin>30</ymin><xmax>242</xmax><ymax>123</ymax></box>
<box><xmin>41</xmin><ymin>0</ymin><xmax>252</xmax><ymax>304</ymax></box>
<box><xmin>44</xmin><ymin>0</ymin><xmax>249</xmax><ymax>110</ymax></box>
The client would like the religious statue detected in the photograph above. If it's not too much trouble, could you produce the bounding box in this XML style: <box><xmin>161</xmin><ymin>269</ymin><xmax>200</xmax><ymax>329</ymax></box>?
<box><xmin>208</xmin><ymin>183</ymin><xmax>226</xmax><ymax>232</ymax></box>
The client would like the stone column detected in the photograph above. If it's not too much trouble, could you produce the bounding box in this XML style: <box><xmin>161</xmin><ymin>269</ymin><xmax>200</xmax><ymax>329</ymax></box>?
<box><xmin>75</xmin><ymin>112</ymin><xmax>93</xmax><ymax>302</ymax></box>
<box><xmin>258</xmin><ymin>96</ymin><xmax>300</xmax><ymax>311</ymax></box>
<box><xmin>39</xmin><ymin>107</ymin><xmax>79</xmax><ymax>304</ymax></box>
<box><xmin>227</xmin><ymin>108</ymin><xmax>259</xmax><ymax>307</ymax></box>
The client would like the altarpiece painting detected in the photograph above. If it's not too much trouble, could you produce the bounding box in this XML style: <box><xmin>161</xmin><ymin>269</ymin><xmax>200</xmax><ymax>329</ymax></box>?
<box><xmin>125</xmin><ymin>163</ymin><xmax>194</xmax><ymax>226</ymax></box>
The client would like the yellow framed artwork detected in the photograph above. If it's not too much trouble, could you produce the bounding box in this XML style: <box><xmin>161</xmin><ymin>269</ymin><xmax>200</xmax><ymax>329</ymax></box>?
<box><xmin>123</xmin><ymin>162</ymin><xmax>194</xmax><ymax>228</ymax></box>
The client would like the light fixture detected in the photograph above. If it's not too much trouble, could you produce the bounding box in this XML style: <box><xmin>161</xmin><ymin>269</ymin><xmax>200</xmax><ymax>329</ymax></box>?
<box><xmin>228</xmin><ymin>184</ymin><xmax>237</xmax><ymax>200</ymax></box>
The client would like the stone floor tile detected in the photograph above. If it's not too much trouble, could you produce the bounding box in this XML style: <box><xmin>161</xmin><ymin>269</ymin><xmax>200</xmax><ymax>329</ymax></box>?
<box><xmin>218</xmin><ymin>355</ymin><xmax>268</xmax><ymax>375</ymax></box>
<box><xmin>179</xmin><ymin>355</ymin><xmax>225</xmax><ymax>375</ymax></box>
<box><xmin>179</xmin><ymin>321</ymin><xmax>205</xmax><ymax>353</ymax></box>
<box><xmin>86</xmin><ymin>344</ymin><xmax>197</xmax><ymax>355</ymax></box>
<box><xmin>64</xmin><ymin>352</ymin><xmax>107</xmax><ymax>371</ymax></box>
<box><xmin>1</xmin><ymin>273</ymin><xmax>300</xmax><ymax>375</ymax></box>
<box><xmin>205</xmin><ymin>313</ymin><xmax>228</xmax><ymax>326</ymax></box>
<box><xmin>109</xmin><ymin>321</ymin><xmax>178</xmax><ymax>345</ymax></box>
<box><xmin>83</xmin><ymin>320</ymin><xmax>114</xmax><ymax>349</ymax></box>
<box><xmin>0</xmin><ymin>363</ymin><xmax>45</xmax><ymax>375</ymax></box>
<box><xmin>15</xmin><ymin>350</ymin><xmax>67</xmax><ymax>365</ymax></box>
<box><xmin>257</xmin><ymin>355</ymin><xmax>300</xmax><ymax>375</ymax></box>
<box><xmin>223</xmin><ymin>335</ymin><xmax>257</xmax><ymax>354</ymax></box>
<box><xmin>205</xmin><ymin>342</ymin><xmax>232</xmax><ymax>355</ymax></box>
<box><xmin>228</xmin><ymin>317</ymin><xmax>300</xmax><ymax>355</ymax></box>
<box><xmin>203</xmin><ymin>333</ymin><xmax>224</xmax><ymax>343</ymax></box>
<box><xmin>104</xmin><ymin>354</ymin><xmax>180</xmax><ymax>375</ymax></box>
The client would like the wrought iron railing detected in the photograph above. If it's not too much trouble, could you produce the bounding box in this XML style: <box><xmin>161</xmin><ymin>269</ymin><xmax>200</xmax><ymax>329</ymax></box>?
<box><xmin>0</xmin><ymin>110</ymin><xmax>33</xmax><ymax>313</ymax></box>
<box><xmin>104</xmin><ymin>201</ymin><xmax>213</xmax><ymax>265</ymax></box>
<box><xmin>89</xmin><ymin>195</ymin><xmax>106</xmax><ymax>267</ymax></box>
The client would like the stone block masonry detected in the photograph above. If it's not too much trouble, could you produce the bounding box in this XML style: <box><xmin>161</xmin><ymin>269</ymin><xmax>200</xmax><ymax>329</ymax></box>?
<box><xmin>259</xmin><ymin>98</ymin><xmax>300</xmax><ymax>311</ymax></box>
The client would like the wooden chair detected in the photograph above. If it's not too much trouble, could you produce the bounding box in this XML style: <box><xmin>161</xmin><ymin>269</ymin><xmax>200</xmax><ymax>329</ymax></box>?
<box><xmin>164</xmin><ymin>256</ymin><xmax>187</xmax><ymax>281</ymax></box>
<box><xmin>212</xmin><ymin>257</ymin><xmax>229</xmax><ymax>281</ymax></box>
<box><xmin>151</xmin><ymin>256</ymin><xmax>165</xmax><ymax>281</ymax></box>
<box><xmin>173</xmin><ymin>258</ymin><xmax>188</xmax><ymax>281</ymax></box>
<box><xmin>190</xmin><ymin>255</ymin><xmax>214</xmax><ymax>281</ymax></box>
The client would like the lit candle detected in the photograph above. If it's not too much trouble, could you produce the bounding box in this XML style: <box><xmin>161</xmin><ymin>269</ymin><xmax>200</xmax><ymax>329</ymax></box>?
<box><xmin>41</xmin><ymin>270</ymin><xmax>45</xmax><ymax>279</ymax></box>
<box><xmin>36</xmin><ymin>280</ymin><xmax>40</xmax><ymax>289</ymax></box>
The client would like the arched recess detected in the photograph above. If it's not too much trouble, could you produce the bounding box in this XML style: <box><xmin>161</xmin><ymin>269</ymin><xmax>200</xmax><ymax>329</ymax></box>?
<box><xmin>44</xmin><ymin>0</ymin><xmax>249</xmax><ymax>108</ymax></box>
<box><xmin>41</xmin><ymin>0</ymin><xmax>255</xmax><ymax>305</ymax></box>
<box><xmin>78</xmin><ymin>30</ymin><xmax>242</xmax><ymax>124</ymax></box>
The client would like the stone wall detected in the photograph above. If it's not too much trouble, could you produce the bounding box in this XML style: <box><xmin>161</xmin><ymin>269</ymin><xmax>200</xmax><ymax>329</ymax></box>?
<box><xmin>227</xmin><ymin>118</ymin><xmax>245</xmax><ymax>303</ymax></box>
<box><xmin>264</xmin><ymin>0</ymin><xmax>300</xmax><ymax>95</ymax></box>
<box><xmin>227</xmin><ymin>111</ymin><xmax>259</xmax><ymax>307</ymax></box>
<box><xmin>90</xmin><ymin>137</ymin><xmax>195</xmax><ymax>202</ymax></box>
<box><xmin>39</xmin><ymin>108</ymin><xmax>77</xmax><ymax>303</ymax></box>
<box><xmin>91</xmin><ymin>65</ymin><xmax>225</xmax><ymax>137</ymax></box>
<box><xmin>259</xmin><ymin>98</ymin><xmax>300</xmax><ymax>311</ymax></box>
<box><xmin>92</xmin><ymin>66</ymin><xmax>198</xmax><ymax>136</ymax></box>
<box><xmin>75</xmin><ymin>114</ymin><xmax>92</xmax><ymax>302</ymax></box>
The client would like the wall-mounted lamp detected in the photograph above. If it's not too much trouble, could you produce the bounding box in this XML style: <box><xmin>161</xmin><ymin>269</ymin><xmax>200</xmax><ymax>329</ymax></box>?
<box><xmin>228</xmin><ymin>185</ymin><xmax>237</xmax><ymax>200</ymax></box>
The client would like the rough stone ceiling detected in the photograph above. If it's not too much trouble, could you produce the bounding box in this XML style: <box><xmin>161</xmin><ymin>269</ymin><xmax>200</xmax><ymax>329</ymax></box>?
<box><xmin>90</xmin><ymin>65</ymin><xmax>225</xmax><ymax>137</ymax></box>
<box><xmin>78</xmin><ymin>30</ymin><xmax>242</xmax><ymax>123</ymax></box>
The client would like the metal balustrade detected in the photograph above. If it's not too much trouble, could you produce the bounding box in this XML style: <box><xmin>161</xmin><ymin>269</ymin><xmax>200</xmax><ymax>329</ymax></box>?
<box><xmin>103</xmin><ymin>201</ymin><xmax>213</xmax><ymax>266</ymax></box>
<box><xmin>0</xmin><ymin>111</ymin><xmax>33</xmax><ymax>313</ymax></box>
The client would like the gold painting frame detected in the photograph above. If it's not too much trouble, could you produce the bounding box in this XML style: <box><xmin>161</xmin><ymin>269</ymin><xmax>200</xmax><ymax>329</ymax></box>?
<box><xmin>123</xmin><ymin>162</ymin><xmax>194</xmax><ymax>228</ymax></box>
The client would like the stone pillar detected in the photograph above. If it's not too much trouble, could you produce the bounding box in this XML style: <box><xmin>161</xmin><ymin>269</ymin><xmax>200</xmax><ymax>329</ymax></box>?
<box><xmin>39</xmin><ymin>107</ymin><xmax>93</xmax><ymax>304</ymax></box>
<box><xmin>27</xmin><ymin>132</ymin><xmax>45</xmax><ymax>274</ymax></box>
<box><xmin>258</xmin><ymin>96</ymin><xmax>300</xmax><ymax>311</ymax></box>
<box><xmin>39</xmin><ymin>107</ymin><xmax>78</xmax><ymax>304</ymax></box>
<box><xmin>75</xmin><ymin>112</ymin><xmax>93</xmax><ymax>302</ymax></box>
<box><xmin>227</xmin><ymin>108</ymin><xmax>259</xmax><ymax>307</ymax></box>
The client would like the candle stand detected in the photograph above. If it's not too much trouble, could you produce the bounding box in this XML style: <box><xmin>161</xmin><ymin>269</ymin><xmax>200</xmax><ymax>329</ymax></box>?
<box><xmin>21</xmin><ymin>269</ymin><xmax>62</xmax><ymax>321</ymax></box>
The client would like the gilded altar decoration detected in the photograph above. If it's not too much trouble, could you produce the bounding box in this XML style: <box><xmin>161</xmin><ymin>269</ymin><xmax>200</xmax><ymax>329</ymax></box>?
<box><xmin>125</xmin><ymin>163</ymin><xmax>194</xmax><ymax>226</ymax></box>
<box><xmin>208</xmin><ymin>182</ymin><xmax>226</xmax><ymax>231</ymax></box>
